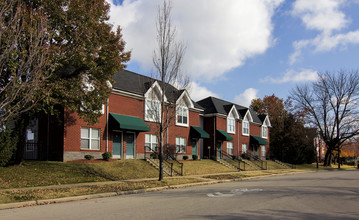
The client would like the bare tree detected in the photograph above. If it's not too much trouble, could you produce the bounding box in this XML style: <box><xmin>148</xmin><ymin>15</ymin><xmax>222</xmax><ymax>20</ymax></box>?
<box><xmin>291</xmin><ymin>70</ymin><xmax>359</xmax><ymax>167</ymax></box>
<box><xmin>150</xmin><ymin>0</ymin><xmax>187</xmax><ymax>180</ymax></box>
<box><xmin>0</xmin><ymin>0</ymin><xmax>52</xmax><ymax>127</ymax></box>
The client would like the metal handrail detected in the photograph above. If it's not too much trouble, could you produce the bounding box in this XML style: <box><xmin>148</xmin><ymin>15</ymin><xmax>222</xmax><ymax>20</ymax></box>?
<box><xmin>220</xmin><ymin>150</ymin><xmax>246</xmax><ymax>171</ymax></box>
<box><xmin>144</xmin><ymin>146</ymin><xmax>183</xmax><ymax>176</ymax></box>
<box><xmin>239</xmin><ymin>151</ymin><xmax>267</xmax><ymax>170</ymax></box>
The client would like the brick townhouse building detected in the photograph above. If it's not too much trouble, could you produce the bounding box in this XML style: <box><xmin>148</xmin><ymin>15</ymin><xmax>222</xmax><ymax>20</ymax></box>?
<box><xmin>197</xmin><ymin>96</ymin><xmax>271</xmax><ymax>160</ymax></box>
<box><xmin>24</xmin><ymin>70</ymin><xmax>270</xmax><ymax>162</ymax></box>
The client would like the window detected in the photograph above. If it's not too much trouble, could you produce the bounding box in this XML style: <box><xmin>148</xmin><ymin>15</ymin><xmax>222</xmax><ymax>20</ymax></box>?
<box><xmin>81</xmin><ymin>127</ymin><xmax>100</xmax><ymax>150</ymax></box>
<box><xmin>227</xmin><ymin>117</ymin><xmax>235</xmax><ymax>134</ymax></box>
<box><xmin>262</xmin><ymin>125</ymin><xmax>268</xmax><ymax>139</ymax></box>
<box><xmin>242</xmin><ymin>144</ymin><xmax>247</xmax><ymax>154</ymax></box>
<box><xmin>145</xmin><ymin>100</ymin><xmax>161</xmax><ymax>122</ymax></box>
<box><xmin>227</xmin><ymin>142</ymin><xmax>233</xmax><ymax>155</ymax></box>
<box><xmin>176</xmin><ymin>106</ymin><xmax>188</xmax><ymax>126</ymax></box>
<box><xmin>261</xmin><ymin>145</ymin><xmax>266</xmax><ymax>159</ymax></box>
<box><xmin>242</xmin><ymin>121</ymin><xmax>249</xmax><ymax>136</ymax></box>
<box><xmin>176</xmin><ymin>137</ymin><xmax>186</xmax><ymax>153</ymax></box>
<box><xmin>145</xmin><ymin>134</ymin><xmax>158</xmax><ymax>152</ymax></box>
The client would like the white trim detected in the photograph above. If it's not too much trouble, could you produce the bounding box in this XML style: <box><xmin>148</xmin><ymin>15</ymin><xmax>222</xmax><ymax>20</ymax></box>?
<box><xmin>243</xmin><ymin>110</ymin><xmax>254</xmax><ymax>123</ymax></box>
<box><xmin>242</xmin><ymin>119</ymin><xmax>250</xmax><ymax>136</ymax></box>
<box><xmin>176</xmin><ymin>106</ymin><xmax>189</xmax><ymax>127</ymax></box>
<box><xmin>262</xmin><ymin>115</ymin><xmax>272</xmax><ymax>127</ymax></box>
<box><xmin>111</xmin><ymin>89</ymin><xmax>144</xmax><ymax>100</ymax></box>
<box><xmin>144</xmin><ymin>81</ymin><xmax>167</xmax><ymax>102</ymax></box>
<box><xmin>228</xmin><ymin>105</ymin><xmax>240</xmax><ymax>119</ymax></box>
<box><xmin>80</xmin><ymin>127</ymin><xmax>101</xmax><ymax>150</ymax></box>
<box><xmin>227</xmin><ymin>117</ymin><xmax>235</xmax><ymax>134</ymax></box>
<box><xmin>176</xmin><ymin>90</ymin><xmax>194</xmax><ymax>108</ymax></box>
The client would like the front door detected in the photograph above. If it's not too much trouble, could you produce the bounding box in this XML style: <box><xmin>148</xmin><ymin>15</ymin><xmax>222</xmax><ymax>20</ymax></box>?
<box><xmin>192</xmin><ymin>139</ymin><xmax>198</xmax><ymax>156</ymax></box>
<box><xmin>113</xmin><ymin>132</ymin><xmax>122</xmax><ymax>159</ymax></box>
<box><xmin>217</xmin><ymin>141</ymin><xmax>222</xmax><ymax>159</ymax></box>
<box><xmin>126</xmin><ymin>133</ymin><xmax>135</xmax><ymax>159</ymax></box>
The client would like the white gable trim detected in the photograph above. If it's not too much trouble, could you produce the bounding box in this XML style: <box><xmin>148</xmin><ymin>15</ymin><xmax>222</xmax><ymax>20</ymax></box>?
<box><xmin>262</xmin><ymin>115</ymin><xmax>272</xmax><ymax>127</ymax></box>
<box><xmin>144</xmin><ymin>81</ymin><xmax>167</xmax><ymax>102</ymax></box>
<box><xmin>228</xmin><ymin>105</ymin><xmax>240</xmax><ymax>119</ymax></box>
<box><xmin>243</xmin><ymin>110</ymin><xmax>253</xmax><ymax>123</ymax></box>
<box><xmin>176</xmin><ymin>90</ymin><xmax>194</xmax><ymax>108</ymax></box>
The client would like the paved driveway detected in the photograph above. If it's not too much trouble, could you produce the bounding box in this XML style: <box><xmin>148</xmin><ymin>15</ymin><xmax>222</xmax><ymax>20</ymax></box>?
<box><xmin>1</xmin><ymin>170</ymin><xmax>359</xmax><ymax>219</ymax></box>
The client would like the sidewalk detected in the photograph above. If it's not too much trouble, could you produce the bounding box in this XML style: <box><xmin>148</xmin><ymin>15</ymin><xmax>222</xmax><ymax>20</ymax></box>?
<box><xmin>0</xmin><ymin>170</ymin><xmax>302</xmax><ymax>210</ymax></box>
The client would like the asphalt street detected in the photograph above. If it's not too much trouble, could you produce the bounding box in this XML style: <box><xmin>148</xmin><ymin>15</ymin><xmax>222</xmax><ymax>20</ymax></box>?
<box><xmin>1</xmin><ymin>170</ymin><xmax>359</xmax><ymax>220</ymax></box>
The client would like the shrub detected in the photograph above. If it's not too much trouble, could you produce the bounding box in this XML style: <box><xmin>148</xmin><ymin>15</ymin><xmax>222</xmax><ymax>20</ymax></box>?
<box><xmin>150</xmin><ymin>153</ymin><xmax>159</xmax><ymax>159</ymax></box>
<box><xmin>84</xmin><ymin>154</ymin><xmax>94</xmax><ymax>160</ymax></box>
<box><xmin>102</xmin><ymin>152</ymin><xmax>112</xmax><ymax>161</ymax></box>
<box><xmin>192</xmin><ymin>155</ymin><xmax>198</xmax><ymax>160</ymax></box>
<box><xmin>210</xmin><ymin>155</ymin><xmax>217</xmax><ymax>161</ymax></box>
<box><xmin>232</xmin><ymin>155</ymin><xmax>237</xmax><ymax>160</ymax></box>
<box><xmin>203</xmin><ymin>156</ymin><xmax>208</xmax><ymax>159</ymax></box>
<box><xmin>0</xmin><ymin>126</ymin><xmax>18</xmax><ymax>167</ymax></box>
<box><xmin>183</xmin><ymin>155</ymin><xmax>189</xmax><ymax>160</ymax></box>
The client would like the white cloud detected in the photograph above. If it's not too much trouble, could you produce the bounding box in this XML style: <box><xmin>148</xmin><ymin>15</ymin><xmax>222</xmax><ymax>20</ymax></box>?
<box><xmin>290</xmin><ymin>0</ymin><xmax>359</xmax><ymax>64</ymax></box>
<box><xmin>263</xmin><ymin>69</ymin><xmax>318</xmax><ymax>83</ymax></box>
<box><xmin>233</xmin><ymin>88</ymin><xmax>258</xmax><ymax>107</ymax></box>
<box><xmin>106</xmin><ymin>0</ymin><xmax>283</xmax><ymax>81</ymax></box>
<box><xmin>292</xmin><ymin>0</ymin><xmax>348</xmax><ymax>34</ymax></box>
<box><xmin>188</xmin><ymin>82</ymin><xmax>219</xmax><ymax>102</ymax></box>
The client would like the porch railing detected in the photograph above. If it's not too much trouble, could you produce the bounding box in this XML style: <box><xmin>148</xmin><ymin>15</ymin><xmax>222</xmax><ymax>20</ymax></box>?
<box><xmin>220</xmin><ymin>150</ymin><xmax>246</xmax><ymax>171</ymax></box>
<box><xmin>239</xmin><ymin>151</ymin><xmax>267</xmax><ymax>170</ymax></box>
<box><xmin>144</xmin><ymin>146</ymin><xmax>183</xmax><ymax>176</ymax></box>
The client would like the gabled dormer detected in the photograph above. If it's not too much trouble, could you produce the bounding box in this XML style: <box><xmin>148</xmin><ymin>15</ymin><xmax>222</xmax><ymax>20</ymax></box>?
<box><xmin>260</xmin><ymin>114</ymin><xmax>271</xmax><ymax>139</ymax></box>
<box><xmin>175</xmin><ymin>90</ymin><xmax>194</xmax><ymax>127</ymax></box>
<box><xmin>242</xmin><ymin>110</ymin><xmax>253</xmax><ymax>136</ymax></box>
<box><xmin>144</xmin><ymin>81</ymin><xmax>166</xmax><ymax>122</ymax></box>
<box><xmin>227</xmin><ymin>105</ymin><xmax>239</xmax><ymax>134</ymax></box>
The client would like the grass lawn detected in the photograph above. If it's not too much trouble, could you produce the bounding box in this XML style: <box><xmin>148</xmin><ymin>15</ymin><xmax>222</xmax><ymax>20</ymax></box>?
<box><xmin>0</xmin><ymin>160</ymin><xmax>159</xmax><ymax>189</ymax></box>
<box><xmin>0</xmin><ymin>178</ymin><xmax>207</xmax><ymax>204</ymax></box>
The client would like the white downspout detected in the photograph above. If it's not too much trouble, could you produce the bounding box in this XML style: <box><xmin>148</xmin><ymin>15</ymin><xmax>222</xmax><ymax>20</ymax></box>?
<box><xmin>106</xmin><ymin>98</ymin><xmax>109</xmax><ymax>152</ymax></box>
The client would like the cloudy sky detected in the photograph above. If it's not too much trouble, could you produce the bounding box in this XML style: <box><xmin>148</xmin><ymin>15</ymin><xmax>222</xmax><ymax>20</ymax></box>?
<box><xmin>106</xmin><ymin>0</ymin><xmax>359</xmax><ymax>107</ymax></box>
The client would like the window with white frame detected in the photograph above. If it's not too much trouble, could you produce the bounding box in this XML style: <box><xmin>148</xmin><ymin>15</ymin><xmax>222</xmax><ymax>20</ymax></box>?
<box><xmin>227</xmin><ymin>142</ymin><xmax>233</xmax><ymax>155</ymax></box>
<box><xmin>145</xmin><ymin>134</ymin><xmax>158</xmax><ymax>152</ymax></box>
<box><xmin>176</xmin><ymin>137</ymin><xmax>186</xmax><ymax>153</ymax></box>
<box><xmin>81</xmin><ymin>127</ymin><xmax>100</xmax><ymax>150</ymax></box>
<box><xmin>242</xmin><ymin>121</ymin><xmax>249</xmax><ymax>136</ymax></box>
<box><xmin>176</xmin><ymin>106</ymin><xmax>188</xmax><ymax>126</ymax></box>
<box><xmin>262</xmin><ymin>125</ymin><xmax>268</xmax><ymax>139</ymax></box>
<box><xmin>227</xmin><ymin>117</ymin><xmax>235</xmax><ymax>134</ymax></box>
<box><xmin>261</xmin><ymin>145</ymin><xmax>266</xmax><ymax>159</ymax></box>
<box><xmin>242</xmin><ymin>144</ymin><xmax>248</xmax><ymax>154</ymax></box>
<box><xmin>145</xmin><ymin>100</ymin><xmax>161</xmax><ymax>122</ymax></box>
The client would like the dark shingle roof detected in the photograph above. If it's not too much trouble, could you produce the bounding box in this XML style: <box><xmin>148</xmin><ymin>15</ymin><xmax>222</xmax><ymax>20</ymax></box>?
<box><xmin>112</xmin><ymin>70</ymin><xmax>203</xmax><ymax>109</ymax></box>
<box><xmin>196</xmin><ymin>96</ymin><xmax>263</xmax><ymax>124</ymax></box>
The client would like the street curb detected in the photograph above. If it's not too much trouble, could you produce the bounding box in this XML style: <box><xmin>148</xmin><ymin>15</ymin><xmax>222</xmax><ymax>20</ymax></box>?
<box><xmin>0</xmin><ymin>171</ymin><xmax>305</xmax><ymax>210</ymax></box>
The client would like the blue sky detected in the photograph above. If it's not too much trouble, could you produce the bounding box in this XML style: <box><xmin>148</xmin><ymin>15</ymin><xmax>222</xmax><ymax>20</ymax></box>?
<box><xmin>106</xmin><ymin>0</ymin><xmax>359</xmax><ymax>107</ymax></box>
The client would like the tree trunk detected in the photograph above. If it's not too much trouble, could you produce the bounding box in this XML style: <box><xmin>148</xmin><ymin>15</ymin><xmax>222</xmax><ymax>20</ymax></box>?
<box><xmin>324</xmin><ymin>149</ymin><xmax>332</xmax><ymax>166</ymax></box>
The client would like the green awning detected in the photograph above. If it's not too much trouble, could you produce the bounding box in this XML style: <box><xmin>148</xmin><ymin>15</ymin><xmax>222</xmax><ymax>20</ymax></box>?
<box><xmin>190</xmin><ymin>126</ymin><xmax>210</xmax><ymax>139</ymax></box>
<box><xmin>110</xmin><ymin>113</ymin><xmax>150</xmax><ymax>132</ymax></box>
<box><xmin>216</xmin><ymin>129</ymin><xmax>233</xmax><ymax>141</ymax></box>
<box><xmin>250</xmin><ymin>135</ymin><xmax>268</xmax><ymax>145</ymax></box>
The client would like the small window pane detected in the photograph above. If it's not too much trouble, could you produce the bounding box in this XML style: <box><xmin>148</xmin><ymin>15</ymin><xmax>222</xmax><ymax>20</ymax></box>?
<box><xmin>91</xmin><ymin>140</ymin><xmax>100</xmax><ymax>149</ymax></box>
<box><xmin>81</xmin><ymin>140</ymin><xmax>89</xmax><ymax>149</ymax></box>
<box><xmin>145</xmin><ymin>134</ymin><xmax>150</xmax><ymax>143</ymax></box>
<box><xmin>81</xmin><ymin>128</ymin><xmax>89</xmax><ymax>138</ymax></box>
<box><xmin>92</xmin><ymin>129</ymin><xmax>100</xmax><ymax>139</ymax></box>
